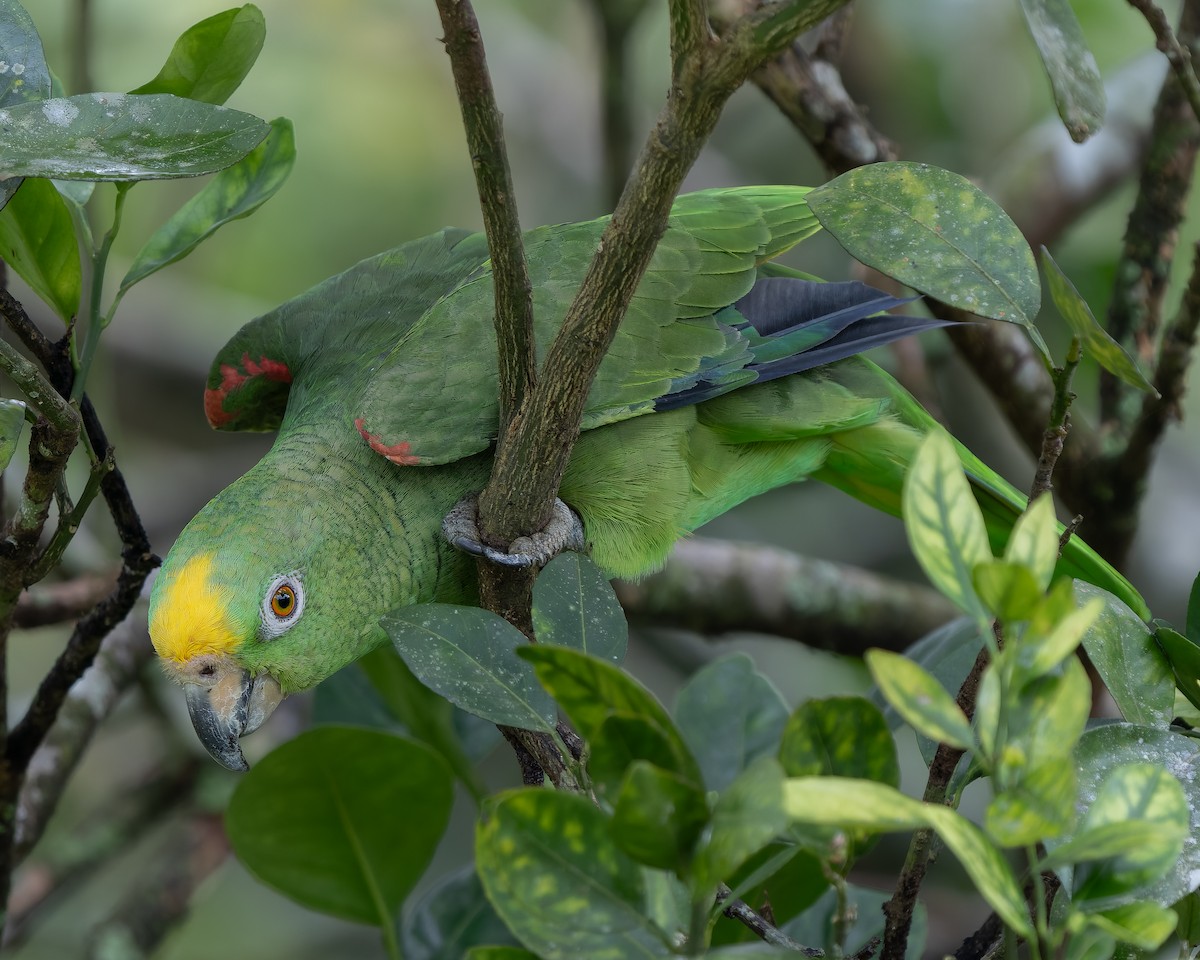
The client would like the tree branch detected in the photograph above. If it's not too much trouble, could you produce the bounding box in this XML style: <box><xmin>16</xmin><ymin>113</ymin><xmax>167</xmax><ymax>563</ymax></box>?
<box><xmin>1127</xmin><ymin>0</ymin><xmax>1200</xmax><ymax>124</ymax></box>
<box><xmin>614</xmin><ymin>538</ymin><xmax>956</xmax><ymax>654</ymax></box>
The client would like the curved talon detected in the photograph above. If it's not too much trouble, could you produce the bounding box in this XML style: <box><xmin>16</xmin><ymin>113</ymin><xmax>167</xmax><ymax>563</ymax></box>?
<box><xmin>442</xmin><ymin>494</ymin><xmax>585</xmax><ymax>568</ymax></box>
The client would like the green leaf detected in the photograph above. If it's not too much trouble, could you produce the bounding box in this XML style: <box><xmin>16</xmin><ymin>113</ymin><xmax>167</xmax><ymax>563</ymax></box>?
<box><xmin>0</xmin><ymin>0</ymin><xmax>52</xmax><ymax>211</ymax></box>
<box><xmin>1071</xmin><ymin>724</ymin><xmax>1200</xmax><ymax>908</ymax></box>
<box><xmin>1018</xmin><ymin>0</ymin><xmax>1105</xmax><ymax>142</ymax></box>
<box><xmin>1089</xmin><ymin>901</ymin><xmax>1179</xmax><ymax>950</ymax></box>
<box><xmin>1003</xmin><ymin>494</ymin><xmax>1059</xmax><ymax>592</ymax></box>
<box><xmin>1044</xmin><ymin>760</ymin><xmax>1190</xmax><ymax>907</ymax></box>
<box><xmin>226</xmin><ymin>726</ymin><xmax>453</xmax><ymax>926</ymax></box>
<box><xmin>1158</xmin><ymin>624</ymin><xmax>1200</xmax><ymax>713</ymax></box>
<box><xmin>972</xmin><ymin>560</ymin><xmax>1044</xmax><ymax>622</ymax></box>
<box><xmin>0</xmin><ymin>93</ymin><xmax>270</xmax><ymax>181</ymax></box>
<box><xmin>1020</xmin><ymin>595</ymin><xmax>1103</xmax><ymax>679</ymax></box>
<box><xmin>531</xmin><ymin>551</ymin><xmax>627</xmax><ymax>663</ymax></box>
<box><xmin>902</xmin><ymin>431</ymin><xmax>992</xmax><ymax>622</ymax></box>
<box><xmin>610</xmin><ymin>761</ymin><xmax>710</xmax><ymax>871</ymax></box>
<box><xmin>588</xmin><ymin>712</ymin><xmax>683</xmax><ymax>797</ymax></box>
<box><xmin>808</xmin><ymin>161</ymin><xmax>1044</xmax><ymax>349</ymax></box>
<box><xmin>674</xmin><ymin>653</ymin><xmax>789</xmax><ymax>792</ymax></box>
<box><xmin>312</xmin><ymin>662</ymin><xmax>403</xmax><ymax>732</ymax></box>
<box><xmin>866</xmin><ymin>649</ymin><xmax>973</xmax><ymax>750</ymax></box>
<box><xmin>384</xmin><ymin>603</ymin><xmax>555</xmax><ymax>734</ymax></box>
<box><xmin>520</xmin><ymin>645</ymin><xmax>701</xmax><ymax>786</ymax></box>
<box><xmin>465</xmin><ymin>949</ymin><xmax>540</xmax><ymax>960</ymax></box>
<box><xmin>476</xmin><ymin>790</ymin><xmax>671</xmax><ymax>960</ymax></box>
<box><xmin>984</xmin><ymin>761</ymin><xmax>1076</xmax><ymax>847</ymax></box>
<box><xmin>783</xmin><ymin>777</ymin><xmax>1031</xmax><ymax>937</ymax></box>
<box><xmin>0</xmin><ymin>399</ymin><xmax>25</xmax><ymax>473</ymax></box>
<box><xmin>1077</xmin><ymin>582</ymin><xmax>1173</xmax><ymax>725</ymax></box>
<box><xmin>1187</xmin><ymin>570</ymin><xmax>1200</xmax><ymax>642</ymax></box>
<box><xmin>130</xmin><ymin>4</ymin><xmax>266</xmax><ymax>105</ymax></box>
<box><xmin>1062</xmin><ymin>922</ymin><xmax>1116</xmax><ymax>960</ymax></box>
<box><xmin>779</xmin><ymin>696</ymin><xmax>900</xmax><ymax>786</ymax></box>
<box><xmin>402</xmin><ymin>866</ymin><xmax>520</xmax><ymax>960</ymax></box>
<box><xmin>692</xmin><ymin>757</ymin><xmax>789</xmax><ymax>896</ymax></box>
<box><xmin>0</xmin><ymin>177</ymin><xmax>81</xmax><ymax>321</ymax></box>
<box><xmin>783</xmin><ymin>883</ymin><xmax>926</xmax><ymax>959</ymax></box>
<box><xmin>1042</xmin><ymin>249</ymin><xmax>1156</xmax><ymax>393</ymax></box>
<box><xmin>119</xmin><ymin>116</ymin><xmax>294</xmax><ymax>295</ymax></box>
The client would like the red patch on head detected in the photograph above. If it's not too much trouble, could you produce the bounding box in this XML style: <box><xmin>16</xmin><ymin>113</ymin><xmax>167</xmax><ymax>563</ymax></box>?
<box><xmin>355</xmin><ymin>417</ymin><xmax>420</xmax><ymax>466</ymax></box>
<box><xmin>203</xmin><ymin>355</ymin><xmax>293</xmax><ymax>428</ymax></box>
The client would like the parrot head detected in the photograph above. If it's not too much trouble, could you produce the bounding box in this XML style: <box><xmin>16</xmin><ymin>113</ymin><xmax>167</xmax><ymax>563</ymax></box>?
<box><xmin>148</xmin><ymin>466</ymin><xmax>395</xmax><ymax>771</ymax></box>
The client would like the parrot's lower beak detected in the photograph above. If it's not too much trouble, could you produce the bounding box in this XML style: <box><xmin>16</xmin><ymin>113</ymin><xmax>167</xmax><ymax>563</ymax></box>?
<box><xmin>181</xmin><ymin>658</ymin><xmax>284</xmax><ymax>771</ymax></box>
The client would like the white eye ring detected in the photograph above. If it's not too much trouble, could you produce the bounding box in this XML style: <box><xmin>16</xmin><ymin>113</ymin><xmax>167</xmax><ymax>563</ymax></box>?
<box><xmin>260</xmin><ymin>572</ymin><xmax>305</xmax><ymax>639</ymax></box>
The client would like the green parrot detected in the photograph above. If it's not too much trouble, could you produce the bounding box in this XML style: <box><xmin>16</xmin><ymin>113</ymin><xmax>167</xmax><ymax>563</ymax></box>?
<box><xmin>148</xmin><ymin>186</ymin><xmax>1146</xmax><ymax>770</ymax></box>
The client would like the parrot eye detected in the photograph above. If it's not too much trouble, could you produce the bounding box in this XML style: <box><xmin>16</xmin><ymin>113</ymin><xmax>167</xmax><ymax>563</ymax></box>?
<box><xmin>260</xmin><ymin>573</ymin><xmax>305</xmax><ymax>638</ymax></box>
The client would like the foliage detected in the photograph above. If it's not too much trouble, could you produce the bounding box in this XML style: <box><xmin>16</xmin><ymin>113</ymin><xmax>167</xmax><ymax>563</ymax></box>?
<box><xmin>5</xmin><ymin>1</ymin><xmax>1200</xmax><ymax>959</ymax></box>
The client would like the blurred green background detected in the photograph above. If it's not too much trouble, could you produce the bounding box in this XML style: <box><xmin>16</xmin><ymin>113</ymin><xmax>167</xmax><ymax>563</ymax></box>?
<box><xmin>9</xmin><ymin>0</ymin><xmax>1199</xmax><ymax>956</ymax></box>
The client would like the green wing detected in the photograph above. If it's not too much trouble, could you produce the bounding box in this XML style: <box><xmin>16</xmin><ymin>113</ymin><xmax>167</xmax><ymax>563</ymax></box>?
<box><xmin>353</xmin><ymin>186</ymin><xmax>822</xmax><ymax>464</ymax></box>
<box><xmin>202</xmin><ymin>228</ymin><xmax>488</xmax><ymax>431</ymax></box>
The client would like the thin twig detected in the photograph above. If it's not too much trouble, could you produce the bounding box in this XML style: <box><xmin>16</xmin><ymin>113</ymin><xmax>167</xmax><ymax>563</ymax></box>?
<box><xmin>717</xmin><ymin>885</ymin><xmax>822</xmax><ymax>956</ymax></box>
<box><xmin>1127</xmin><ymin>0</ymin><xmax>1200</xmax><ymax>124</ymax></box>
<box><xmin>1028</xmin><ymin>338</ymin><xmax>1081</xmax><ymax>503</ymax></box>
<box><xmin>882</xmin><ymin>644</ymin><xmax>990</xmax><ymax>960</ymax></box>
<box><xmin>13</xmin><ymin>571</ymin><xmax>116</xmax><ymax>629</ymax></box>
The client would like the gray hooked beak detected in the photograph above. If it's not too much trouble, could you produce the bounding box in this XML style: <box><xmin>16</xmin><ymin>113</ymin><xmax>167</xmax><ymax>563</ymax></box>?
<box><xmin>183</xmin><ymin>662</ymin><xmax>284</xmax><ymax>771</ymax></box>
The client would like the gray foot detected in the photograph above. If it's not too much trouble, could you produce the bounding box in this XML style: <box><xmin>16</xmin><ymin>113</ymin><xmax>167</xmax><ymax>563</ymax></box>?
<box><xmin>442</xmin><ymin>495</ymin><xmax>585</xmax><ymax>567</ymax></box>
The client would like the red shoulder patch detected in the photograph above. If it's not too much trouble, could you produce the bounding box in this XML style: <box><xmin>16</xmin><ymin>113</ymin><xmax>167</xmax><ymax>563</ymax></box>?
<box><xmin>204</xmin><ymin>354</ymin><xmax>293</xmax><ymax>428</ymax></box>
<box><xmin>355</xmin><ymin>418</ymin><xmax>420</xmax><ymax>466</ymax></box>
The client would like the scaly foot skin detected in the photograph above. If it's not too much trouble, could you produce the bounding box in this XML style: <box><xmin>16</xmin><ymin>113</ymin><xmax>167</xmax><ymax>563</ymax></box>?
<box><xmin>442</xmin><ymin>495</ymin><xmax>585</xmax><ymax>567</ymax></box>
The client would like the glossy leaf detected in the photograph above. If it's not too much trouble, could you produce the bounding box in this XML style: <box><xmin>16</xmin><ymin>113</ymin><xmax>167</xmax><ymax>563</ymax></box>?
<box><xmin>588</xmin><ymin>712</ymin><xmax>682</xmax><ymax>797</ymax></box>
<box><xmin>520</xmin><ymin>645</ymin><xmax>701</xmax><ymax>786</ymax></box>
<box><xmin>1019</xmin><ymin>595</ymin><xmax>1103</xmax><ymax>679</ymax></box>
<box><xmin>784</xmin><ymin>777</ymin><xmax>1031</xmax><ymax>936</ymax></box>
<box><xmin>120</xmin><ymin>116</ymin><xmax>294</xmax><ymax>294</ymax></box>
<box><xmin>1070</xmin><ymin>724</ymin><xmax>1200</xmax><ymax>908</ymax></box>
<box><xmin>466</xmin><ymin>950</ymin><xmax>540</xmax><ymax>960</ymax></box>
<box><xmin>130</xmin><ymin>4</ymin><xmax>266</xmax><ymax>105</ymax></box>
<box><xmin>903</xmin><ymin>431</ymin><xmax>992</xmax><ymax>622</ymax></box>
<box><xmin>779</xmin><ymin>696</ymin><xmax>899</xmax><ymax>787</ymax></box>
<box><xmin>1077</xmin><ymin>582</ymin><xmax>1173</xmax><ymax>725</ymax></box>
<box><xmin>1018</xmin><ymin>0</ymin><xmax>1105</xmax><ymax>142</ymax></box>
<box><xmin>973</xmin><ymin>560</ymin><xmax>1043</xmax><ymax>622</ymax></box>
<box><xmin>532</xmin><ymin>551</ymin><xmax>627</xmax><ymax>663</ymax></box>
<box><xmin>692</xmin><ymin>757</ymin><xmax>789</xmax><ymax>895</ymax></box>
<box><xmin>476</xmin><ymin>790</ymin><xmax>670</xmax><ymax>959</ymax></box>
<box><xmin>984</xmin><ymin>761</ymin><xmax>1076</xmax><ymax>847</ymax></box>
<box><xmin>1090</xmin><ymin>901</ymin><xmax>1179</xmax><ymax>950</ymax></box>
<box><xmin>808</xmin><ymin>162</ymin><xmax>1044</xmax><ymax>349</ymax></box>
<box><xmin>402</xmin><ymin>866</ymin><xmax>519</xmax><ymax>960</ymax></box>
<box><xmin>0</xmin><ymin>0</ymin><xmax>51</xmax><ymax>211</ymax></box>
<box><xmin>1003</xmin><ymin>494</ymin><xmax>1059</xmax><ymax>592</ymax></box>
<box><xmin>866</xmin><ymin>648</ymin><xmax>973</xmax><ymax>750</ymax></box>
<box><xmin>674</xmin><ymin>653</ymin><xmax>789</xmax><ymax>792</ymax></box>
<box><xmin>311</xmin><ymin>662</ymin><xmax>403</xmax><ymax>732</ymax></box>
<box><xmin>1157</xmin><ymin>624</ymin><xmax>1200</xmax><ymax>713</ymax></box>
<box><xmin>1187</xmin><ymin>570</ymin><xmax>1200</xmax><ymax>642</ymax></box>
<box><xmin>0</xmin><ymin>93</ymin><xmax>269</xmax><ymax>180</ymax></box>
<box><xmin>0</xmin><ymin>177</ymin><xmax>81</xmax><ymax>321</ymax></box>
<box><xmin>1042</xmin><ymin>248</ymin><xmax>1155</xmax><ymax>393</ymax></box>
<box><xmin>0</xmin><ymin>399</ymin><xmax>25</xmax><ymax>473</ymax></box>
<box><xmin>610</xmin><ymin>761</ymin><xmax>709</xmax><ymax>871</ymax></box>
<box><xmin>226</xmin><ymin>726</ymin><xmax>453</xmax><ymax>925</ymax></box>
<box><xmin>1063</xmin><ymin>922</ymin><xmax>1116</xmax><ymax>960</ymax></box>
<box><xmin>384</xmin><ymin>603</ymin><xmax>555</xmax><ymax>734</ymax></box>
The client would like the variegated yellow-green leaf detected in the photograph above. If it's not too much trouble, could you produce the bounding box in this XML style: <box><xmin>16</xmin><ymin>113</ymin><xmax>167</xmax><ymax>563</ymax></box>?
<box><xmin>1042</xmin><ymin>248</ymin><xmax>1156</xmax><ymax>394</ymax></box>
<box><xmin>1003</xmin><ymin>494</ymin><xmax>1059</xmax><ymax>592</ymax></box>
<box><xmin>610</xmin><ymin>761</ymin><xmax>709</xmax><ymax>872</ymax></box>
<box><xmin>808</xmin><ymin>162</ymin><xmax>1045</xmax><ymax>356</ymax></box>
<box><xmin>783</xmin><ymin>777</ymin><xmax>1031</xmax><ymax>937</ymax></box>
<box><xmin>476</xmin><ymin>790</ymin><xmax>671</xmax><ymax>959</ymax></box>
<box><xmin>984</xmin><ymin>761</ymin><xmax>1076</xmax><ymax>847</ymax></box>
<box><xmin>1019</xmin><ymin>596</ymin><xmax>1102</xmax><ymax>678</ymax></box>
<box><xmin>973</xmin><ymin>560</ymin><xmax>1044</xmax><ymax>622</ymax></box>
<box><xmin>1089</xmin><ymin>901</ymin><xmax>1179</xmax><ymax>951</ymax></box>
<box><xmin>1018</xmin><ymin>0</ymin><xmax>1105</xmax><ymax>142</ymax></box>
<box><xmin>866</xmin><ymin>649</ymin><xmax>973</xmax><ymax>750</ymax></box>
<box><xmin>779</xmin><ymin>696</ymin><xmax>899</xmax><ymax>786</ymax></box>
<box><xmin>902</xmin><ymin>431</ymin><xmax>992</xmax><ymax>623</ymax></box>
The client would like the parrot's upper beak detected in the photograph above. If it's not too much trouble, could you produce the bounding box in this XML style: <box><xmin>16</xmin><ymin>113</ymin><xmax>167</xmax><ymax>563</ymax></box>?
<box><xmin>176</xmin><ymin>655</ymin><xmax>284</xmax><ymax>771</ymax></box>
